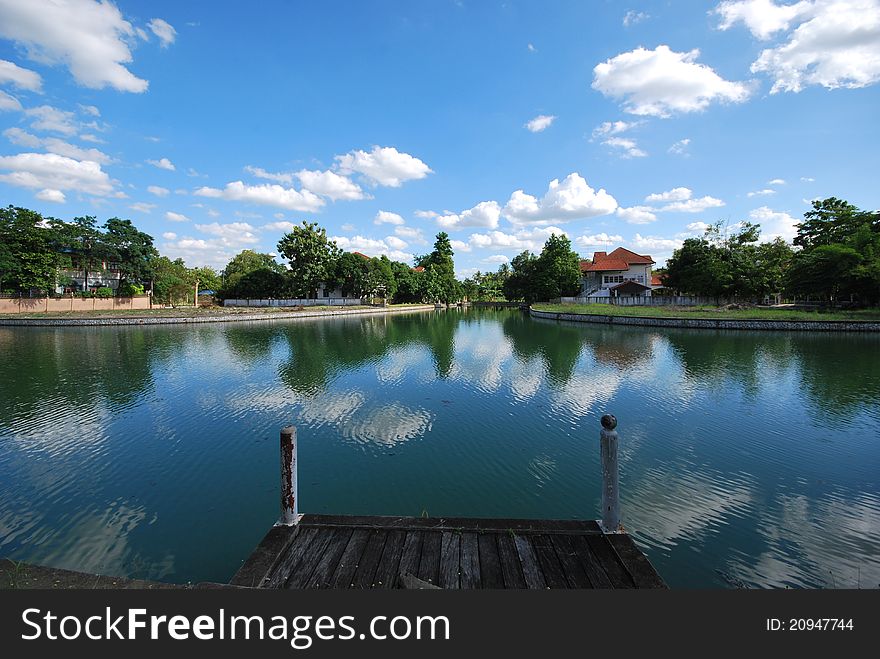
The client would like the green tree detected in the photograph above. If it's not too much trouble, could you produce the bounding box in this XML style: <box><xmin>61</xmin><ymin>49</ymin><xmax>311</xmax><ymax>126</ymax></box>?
<box><xmin>151</xmin><ymin>257</ymin><xmax>195</xmax><ymax>304</ymax></box>
<box><xmin>220</xmin><ymin>250</ymin><xmax>285</xmax><ymax>298</ymax></box>
<box><xmin>0</xmin><ymin>206</ymin><xmax>64</xmax><ymax>294</ymax></box>
<box><xmin>103</xmin><ymin>218</ymin><xmax>157</xmax><ymax>287</ymax></box>
<box><xmin>329</xmin><ymin>251</ymin><xmax>370</xmax><ymax>297</ymax></box>
<box><xmin>503</xmin><ymin>251</ymin><xmax>538</xmax><ymax>302</ymax></box>
<box><xmin>416</xmin><ymin>232</ymin><xmax>458</xmax><ymax>303</ymax></box>
<box><xmin>277</xmin><ymin>221</ymin><xmax>341</xmax><ymax>298</ymax></box>
<box><xmin>532</xmin><ymin>233</ymin><xmax>581</xmax><ymax>301</ymax></box>
<box><xmin>786</xmin><ymin>244</ymin><xmax>863</xmax><ymax>302</ymax></box>
<box><xmin>389</xmin><ymin>261</ymin><xmax>425</xmax><ymax>303</ymax></box>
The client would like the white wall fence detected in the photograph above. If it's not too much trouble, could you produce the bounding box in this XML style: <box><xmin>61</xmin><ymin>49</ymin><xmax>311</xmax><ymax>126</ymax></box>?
<box><xmin>223</xmin><ymin>298</ymin><xmax>363</xmax><ymax>307</ymax></box>
<box><xmin>559</xmin><ymin>295</ymin><xmax>717</xmax><ymax>306</ymax></box>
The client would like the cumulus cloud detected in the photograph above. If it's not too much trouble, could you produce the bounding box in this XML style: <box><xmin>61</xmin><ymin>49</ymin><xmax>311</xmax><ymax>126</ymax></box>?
<box><xmin>748</xmin><ymin>206</ymin><xmax>798</xmax><ymax>241</ymax></box>
<box><xmin>616</xmin><ymin>206</ymin><xmax>657</xmax><ymax>224</ymax></box>
<box><xmin>394</xmin><ymin>225</ymin><xmax>428</xmax><ymax>245</ymax></box>
<box><xmin>335</xmin><ymin>145</ymin><xmax>432</xmax><ymax>187</ymax></box>
<box><xmin>629</xmin><ymin>233</ymin><xmax>684</xmax><ymax>253</ymax></box>
<box><xmin>575</xmin><ymin>232</ymin><xmax>625</xmax><ymax>248</ymax></box>
<box><xmin>718</xmin><ymin>0</ymin><xmax>880</xmax><ymax>92</ymax></box>
<box><xmin>437</xmin><ymin>201</ymin><xmax>502</xmax><ymax>230</ymax></box>
<box><xmin>767</xmin><ymin>178</ymin><xmax>786</xmax><ymax>185</ymax></box>
<box><xmin>78</xmin><ymin>104</ymin><xmax>100</xmax><ymax>117</ymax></box>
<box><xmin>162</xmin><ymin>231</ymin><xmax>177</xmax><ymax>240</ymax></box>
<box><xmin>147</xmin><ymin>157</ymin><xmax>175</xmax><ymax>171</ymax></box>
<box><xmin>385</xmin><ymin>235</ymin><xmax>408</xmax><ymax>250</ymax></box>
<box><xmin>0</xmin><ymin>152</ymin><xmax>115</xmax><ymax>197</ymax></box>
<box><xmin>3</xmin><ymin>127</ymin><xmax>112</xmax><ymax>164</ymax></box>
<box><xmin>195</xmin><ymin>181</ymin><xmax>324</xmax><ymax>212</ymax></box>
<box><xmin>374</xmin><ymin>210</ymin><xmax>405</xmax><ymax>225</ymax></box>
<box><xmin>0</xmin><ymin>0</ymin><xmax>150</xmax><ymax>92</ymax></box>
<box><xmin>35</xmin><ymin>188</ymin><xmax>65</xmax><ymax>203</ymax></box>
<box><xmin>148</xmin><ymin>18</ymin><xmax>176</xmax><ymax>47</ymax></box>
<box><xmin>25</xmin><ymin>105</ymin><xmax>77</xmax><ymax>135</ymax></box>
<box><xmin>686</xmin><ymin>221</ymin><xmax>711</xmax><ymax>232</ymax></box>
<box><xmin>0</xmin><ymin>59</ymin><xmax>42</xmax><ymax>91</ymax></box>
<box><xmin>645</xmin><ymin>187</ymin><xmax>692</xmax><ymax>203</ymax></box>
<box><xmin>129</xmin><ymin>202</ymin><xmax>155</xmax><ymax>213</ymax></box>
<box><xmin>645</xmin><ymin>186</ymin><xmax>725</xmax><ymax>213</ymax></box>
<box><xmin>502</xmin><ymin>173</ymin><xmax>617</xmax><ymax>226</ymax></box>
<box><xmin>0</xmin><ymin>90</ymin><xmax>21</xmax><ymax>112</ymax></box>
<box><xmin>165</xmin><ymin>211</ymin><xmax>189</xmax><ymax>222</ymax></box>
<box><xmin>525</xmin><ymin>114</ymin><xmax>556</xmax><ymax>132</ymax></box>
<box><xmin>468</xmin><ymin>226</ymin><xmax>569</xmax><ymax>252</ymax></box>
<box><xmin>296</xmin><ymin>169</ymin><xmax>367</xmax><ymax>201</ymax></box>
<box><xmin>484</xmin><ymin>254</ymin><xmax>510</xmax><ymax>265</ymax></box>
<box><xmin>668</xmin><ymin>138</ymin><xmax>691</xmax><ymax>155</ymax></box>
<box><xmin>330</xmin><ymin>234</ymin><xmax>414</xmax><ymax>263</ymax></box>
<box><xmin>195</xmin><ymin>221</ymin><xmax>259</xmax><ymax>243</ymax></box>
<box><xmin>747</xmin><ymin>188</ymin><xmax>776</xmax><ymax>197</ymax></box>
<box><xmin>147</xmin><ymin>185</ymin><xmax>169</xmax><ymax>197</ymax></box>
<box><xmin>592</xmin><ymin>45</ymin><xmax>752</xmax><ymax>117</ymax></box>
<box><xmin>602</xmin><ymin>136</ymin><xmax>647</xmax><ymax>158</ymax></box>
<box><xmin>244</xmin><ymin>165</ymin><xmax>293</xmax><ymax>184</ymax></box>
<box><xmin>262</xmin><ymin>221</ymin><xmax>296</xmax><ymax>232</ymax></box>
<box><xmin>414</xmin><ymin>210</ymin><xmax>439</xmax><ymax>219</ymax></box>
<box><xmin>623</xmin><ymin>10</ymin><xmax>649</xmax><ymax>26</ymax></box>
<box><xmin>591</xmin><ymin>120</ymin><xmax>641</xmax><ymax>139</ymax></box>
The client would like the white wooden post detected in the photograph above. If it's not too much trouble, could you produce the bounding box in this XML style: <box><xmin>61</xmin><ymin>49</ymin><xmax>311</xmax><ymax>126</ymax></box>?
<box><xmin>279</xmin><ymin>426</ymin><xmax>299</xmax><ymax>525</ymax></box>
<box><xmin>599</xmin><ymin>414</ymin><xmax>621</xmax><ymax>532</ymax></box>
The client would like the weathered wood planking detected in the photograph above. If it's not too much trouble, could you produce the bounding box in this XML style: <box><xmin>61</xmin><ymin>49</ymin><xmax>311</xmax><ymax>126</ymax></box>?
<box><xmin>231</xmin><ymin>514</ymin><xmax>666</xmax><ymax>590</ymax></box>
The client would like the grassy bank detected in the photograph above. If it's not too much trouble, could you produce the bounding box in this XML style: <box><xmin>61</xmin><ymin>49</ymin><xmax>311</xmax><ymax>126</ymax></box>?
<box><xmin>532</xmin><ymin>303</ymin><xmax>880</xmax><ymax>322</ymax></box>
<box><xmin>0</xmin><ymin>304</ymin><xmax>380</xmax><ymax>320</ymax></box>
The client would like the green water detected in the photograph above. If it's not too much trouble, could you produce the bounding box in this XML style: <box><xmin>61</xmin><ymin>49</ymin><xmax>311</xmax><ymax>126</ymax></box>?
<box><xmin>0</xmin><ymin>308</ymin><xmax>878</xmax><ymax>588</ymax></box>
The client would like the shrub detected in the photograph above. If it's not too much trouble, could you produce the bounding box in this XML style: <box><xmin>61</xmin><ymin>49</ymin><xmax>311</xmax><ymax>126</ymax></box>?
<box><xmin>117</xmin><ymin>282</ymin><xmax>145</xmax><ymax>297</ymax></box>
<box><xmin>95</xmin><ymin>287</ymin><xmax>114</xmax><ymax>298</ymax></box>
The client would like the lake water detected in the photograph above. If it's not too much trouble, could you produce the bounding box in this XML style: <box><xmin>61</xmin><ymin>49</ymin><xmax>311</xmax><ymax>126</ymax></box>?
<box><xmin>1</xmin><ymin>308</ymin><xmax>878</xmax><ymax>588</ymax></box>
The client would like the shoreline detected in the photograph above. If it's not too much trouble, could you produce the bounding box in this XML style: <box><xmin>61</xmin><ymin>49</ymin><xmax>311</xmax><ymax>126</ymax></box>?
<box><xmin>530</xmin><ymin>308</ymin><xmax>880</xmax><ymax>332</ymax></box>
<box><xmin>0</xmin><ymin>304</ymin><xmax>436</xmax><ymax>327</ymax></box>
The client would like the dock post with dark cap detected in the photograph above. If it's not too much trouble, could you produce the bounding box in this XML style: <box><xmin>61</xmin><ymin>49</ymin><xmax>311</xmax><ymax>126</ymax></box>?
<box><xmin>599</xmin><ymin>414</ymin><xmax>620</xmax><ymax>532</ymax></box>
<box><xmin>279</xmin><ymin>426</ymin><xmax>298</xmax><ymax>525</ymax></box>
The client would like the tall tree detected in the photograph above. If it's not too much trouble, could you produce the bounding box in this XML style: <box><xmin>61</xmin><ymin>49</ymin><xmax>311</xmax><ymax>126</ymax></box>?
<box><xmin>416</xmin><ymin>232</ymin><xmax>458</xmax><ymax>303</ymax></box>
<box><xmin>103</xmin><ymin>218</ymin><xmax>157</xmax><ymax>287</ymax></box>
<box><xmin>277</xmin><ymin>221</ymin><xmax>341</xmax><ymax>298</ymax></box>
<box><xmin>220</xmin><ymin>250</ymin><xmax>285</xmax><ymax>297</ymax></box>
<box><xmin>532</xmin><ymin>233</ymin><xmax>581</xmax><ymax>301</ymax></box>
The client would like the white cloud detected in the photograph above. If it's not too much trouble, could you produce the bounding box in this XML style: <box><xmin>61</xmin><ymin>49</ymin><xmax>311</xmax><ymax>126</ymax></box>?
<box><xmin>78</xmin><ymin>104</ymin><xmax>100</xmax><ymax>117</ymax></box>
<box><xmin>296</xmin><ymin>169</ymin><xmax>367</xmax><ymax>201</ymax></box>
<box><xmin>668</xmin><ymin>138</ymin><xmax>691</xmax><ymax>155</ymax></box>
<box><xmin>602</xmin><ymin>136</ymin><xmax>647</xmax><ymax>158</ymax></box>
<box><xmin>0</xmin><ymin>152</ymin><xmax>115</xmax><ymax>196</ymax></box>
<box><xmin>244</xmin><ymin>165</ymin><xmax>293</xmax><ymax>184</ymax></box>
<box><xmin>591</xmin><ymin>120</ymin><xmax>641</xmax><ymax>139</ymax></box>
<box><xmin>147</xmin><ymin>157</ymin><xmax>175</xmax><ymax>171</ymax></box>
<box><xmin>162</xmin><ymin>231</ymin><xmax>177</xmax><ymax>240</ymax></box>
<box><xmin>527</xmin><ymin>43</ymin><xmax>537</xmax><ymax>52</ymax></box>
<box><xmin>502</xmin><ymin>173</ymin><xmax>617</xmax><ymax>226</ymax></box>
<box><xmin>262</xmin><ymin>221</ymin><xmax>295</xmax><ymax>232</ymax></box>
<box><xmin>629</xmin><ymin>233</ymin><xmax>684</xmax><ymax>253</ymax></box>
<box><xmin>385</xmin><ymin>235</ymin><xmax>408</xmax><ymax>250</ymax></box>
<box><xmin>195</xmin><ymin>181</ymin><xmax>324</xmax><ymax>212</ymax></box>
<box><xmin>468</xmin><ymin>226</ymin><xmax>569</xmax><ymax>252</ymax></box>
<box><xmin>616</xmin><ymin>205</ymin><xmax>657</xmax><ymax>224</ymax></box>
<box><xmin>749</xmin><ymin>206</ymin><xmax>798</xmax><ymax>241</ymax></box>
<box><xmin>394</xmin><ymin>225</ymin><xmax>428</xmax><ymax>245</ymax></box>
<box><xmin>645</xmin><ymin>187</ymin><xmax>693</xmax><ymax>203</ymax></box>
<box><xmin>767</xmin><ymin>178</ymin><xmax>786</xmax><ymax>185</ymax></box>
<box><xmin>330</xmin><ymin>235</ymin><xmax>414</xmax><ymax>263</ymax></box>
<box><xmin>747</xmin><ymin>0</ymin><xmax>880</xmax><ymax>92</ymax></box>
<box><xmin>129</xmin><ymin>202</ymin><xmax>155</xmax><ymax>213</ymax></box>
<box><xmin>484</xmin><ymin>254</ymin><xmax>510</xmax><ymax>265</ymax></box>
<box><xmin>645</xmin><ymin>187</ymin><xmax>726</xmax><ymax>213</ymax></box>
<box><xmin>340</xmin><ymin>223</ymin><xmax>356</xmax><ymax>232</ymax></box>
<box><xmin>592</xmin><ymin>45</ymin><xmax>752</xmax><ymax>117</ymax></box>
<box><xmin>147</xmin><ymin>185</ymin><xmax>169</xmax><ymax>197</ymax></box>
<box><xmin>165</xmin><ymin>211</ymin><xmax>189</xmax><ymax>222</ymax></box>
<box><xmin>25</xmin><ymin>105</ymin><xmax>77</xmax><ymax>135</ymax></box>
<box><xmin>437</xmin><ymin>200</ymin><xmax>502</xmax><ymax>230</ymax></box>
<box><xmin>35</xmin><ymin>188</ymin><xmax>64</xmax><ymax>203</ymax></box>
<box><xmin>0</xmin><ymin>59</ymin><xmax>42</xmax><ymax>90</ymax></box>
<box><xmin>686</xmin><ymin>221</ymin><xmax>711</xmax><ymax>232</ymax></box>
<box><xmin>450</xmin><ymin>239</ymin><xmax>471</xmax><ymax>253</ymax></box>
<box><xmin>623</xmin><ymin>10</ymin><xmax>649</xmax><ymax>26</ymax></box>
<box><xmin>715</xmin><ymin>0</ymin><xmax>813</xmax><ymax>39</ymax></box>
<box><xmin>800</xmin><ymin>176</ymin><xmax>815</xmax><ymax>182</ymax></box>
<box><xmin>79</xmin><ymin>133</ymin><xmax>103</xmax><ymax>143</ymax></box>
<box><xmin>148</xmin><ymin>18</ymin><xmax>176</xmax><ymax>47</ymax></box>
<box><xmin>3</xmin><ymin>127</ymin><xmax>112</xmax><ymax>165</ymax></box>
<box><xmin>575</xmin><ymin>233</ymin><xmax>625</xmax><ymax>248</ymax></box>
<box><xmin>0</xmin><ymin>90</ymin><xmax>21</xmax><ymax>112</ymax></box>
<box><xmin>374</xmin><ymin>210</ymin><xmax>405</xmax><ymax>225</ymax></box>
<box><xmin>0</xmin><ymin>0</ymin><xmax>150</xmax><ymax>92</ymax></box>
<box><xmin>414</xmin><ymin>209</ymin><xmax>439</xmax><ymax>219</ymax></box>
<box><xmin>335</xmin><ymin>145</ymin><xmax>432</xmax><ymax>187</ymax></box>
<box><xmin>525</xmin><ymin>114</ymin><xmax>556</xmax><ymax>132</ymax></box>
<box><xmin>195</xmin><ymin>221</ymin><xmax>259</xmax><ymax>243</ymax></box>
<box><xmin>747</xmin><ymin>188</ymin><xmax>776</xmax><ymax>197</ymax></box>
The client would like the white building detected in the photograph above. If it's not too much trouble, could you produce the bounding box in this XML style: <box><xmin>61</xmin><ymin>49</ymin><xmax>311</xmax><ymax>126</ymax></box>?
<box><xmin>580</xmin><ymin>247</ymin><xmax>655</xmax><ymax>298</ymax></box>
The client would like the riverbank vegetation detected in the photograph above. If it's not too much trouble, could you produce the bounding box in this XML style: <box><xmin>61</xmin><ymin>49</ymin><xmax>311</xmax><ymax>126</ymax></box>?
<box><xmin>532</xmin><ymin>303</ymin><xmax>880</xmax><ymax>322</ymax></box>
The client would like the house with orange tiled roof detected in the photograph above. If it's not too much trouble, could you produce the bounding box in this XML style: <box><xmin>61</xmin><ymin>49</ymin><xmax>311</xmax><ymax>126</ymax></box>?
<box><xmin>579</xmin><ymin>247</ymin><xmax>655</xmax><ymax>298</ymax></box>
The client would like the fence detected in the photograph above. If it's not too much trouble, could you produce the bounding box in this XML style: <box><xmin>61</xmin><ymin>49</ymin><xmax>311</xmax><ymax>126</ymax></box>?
<box><xmin>222</xmin><ymin>298</ymin><xmax>363</xmax><ymax>308</ymax></box>
<box><xmin>0</xmin><ymin>295</ymin><xmax>152</xmax><ymax>314</ymax></box>
<box><xmin>558</xmin><ymin>295</ymin><xmax>717</xmax><ymax>306</ymax></box>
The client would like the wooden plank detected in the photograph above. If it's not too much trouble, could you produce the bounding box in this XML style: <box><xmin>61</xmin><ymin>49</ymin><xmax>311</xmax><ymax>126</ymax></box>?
<box><xmin>438</xmin><ymin>531</ymin><xmax>460</xmax><ymax>589</ymax></box>
<box><xmin>396</xmin><ymin>531</ymin><xmax>422</xmax><ymax>587</ymax></box>
<box><xmin>285</xmin><ymin>528</ymin><xmax>337</xmax><ymax>588</ymax></box>
<box><xmin>459</xmin><ymin>533</ymin><xmax>481</xmax><ymax>589</ymax></box>
<box><xmin>351</xmin><ymin>530</ymin><xmax>388</xmax><ymax>589</ymax></box>
<box><xmin>607</xmin><ymin>534</ymin><xmax>667</xmax><ymax>589</ymax></box>
<box><xmin>399</xmin><ymin>573</ymin><xmax>440</xmax><ymax>589</ymax></box>
<box><xmin>513</xmin><ymin>534</ymin><xmax>547</xmax><ymax>589</ymax></box>
<box><xmin>531</xmin><ymin>534</ymin><xmax>569</xmax><ymax>589</ymax></box>
<box><xmin>585</xmin><ymin>535</ymin><xmax>635</xmax><ymax>589</ymax></box>
<box><xmin>496</xmin><ymin>533</ymin><xmax>526</xmax><ymax>589</ymax></box>
<box><xmin>328</xmin><ymin>529</ymin><xmax>371</xmax><ymax>589</ymax></box>
<box><xmin>477</xmin><ymin>533</ymin><xmax>504</xmax><ymax>589</ymax></box>
<box><xmin>372</xmin><ymin>530</ymin><xmax>406</xmax><ymax>589</ymax></box>
<box><xmin>265</xmin><ymin>527</ymin><xmax>319</xmax><ymax>589</ymax></box>
<box><xmin>417</xmin><ymin>531</ymin><xmax>442</xmax><ymax>586</ymax></box>
<box><xmin>564</xmin><ymin>535</ymin><xmax>613</xmax><ymax>588</ymax></box>
<box><xmin>549</xmin><ymin>534</ymin><xmax>594</xmax><ymax>589</ymax></box>
<box><xmin>304</xmin><ymin>528</ymin><xmax>354</xmax><ymax>589</ymax></box>
<box><xmin>229</xmin><ymin>525</ymin><xmax>298</xmax><ymax>587</ymax></box>
<box><xmin>300</xmin><ymin>514</ymin><xmax>602</xmax><ymax>534</ymax></box>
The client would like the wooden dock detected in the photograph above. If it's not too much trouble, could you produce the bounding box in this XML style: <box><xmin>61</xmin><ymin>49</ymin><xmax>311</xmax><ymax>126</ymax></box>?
<box><xmin>230</xmin><ymin>416</ymin><xmax>666</xmax><ymax>590</ymax></box>
<box><xmin>230</xmin><ymin>514</ymin><xmax>665</xmax><ymax>589</ymax></box>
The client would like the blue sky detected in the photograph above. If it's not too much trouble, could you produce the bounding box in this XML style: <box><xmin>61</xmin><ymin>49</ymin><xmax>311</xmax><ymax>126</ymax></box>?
<box><xmin>1</xmin><ymin>0</ymin><xmax>878</xmax><ymax>275</ymax></box>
